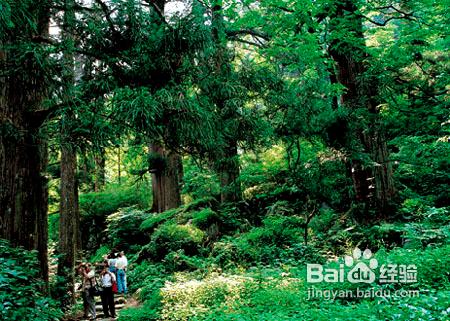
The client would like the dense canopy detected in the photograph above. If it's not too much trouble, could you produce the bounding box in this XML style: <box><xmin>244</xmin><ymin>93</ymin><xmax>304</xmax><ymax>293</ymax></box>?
<box><xmin>0</xmin><ymin>0</ymin><xmax>449</xmax><ymax>320</ymax></box>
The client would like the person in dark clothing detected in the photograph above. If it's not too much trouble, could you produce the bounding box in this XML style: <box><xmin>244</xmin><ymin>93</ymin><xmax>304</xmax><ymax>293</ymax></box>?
<box><xmin>100</xmin><ymin>266</ymin><xmax>116</xmax><ymax>319</ymax></box>
<box><xmin>77</xmin><ymin>263</ymin><xmax>97</xmax><ymax>320</ymax></box>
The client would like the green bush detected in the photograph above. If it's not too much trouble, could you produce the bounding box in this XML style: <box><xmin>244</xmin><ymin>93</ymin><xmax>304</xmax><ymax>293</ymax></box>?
<box><xmin>118</xmin><ymin>298</ymin><xmax>161</xmax><ymax>321</ymax></box>
<box><xmin>160</xmin><ymin>272</ymin><xmax>253</xmax><ymax>321</ymax></box>
<box><xmin>0</xmin><ymin>239</ymin><xmax>62</xmax><ymax>321</ymax></box>
<box><xmin>80</xmin><ymin>184</ymin><xmax>150</xmax><ymax>253</ymax></box>
<box><xmin>80</xmin><ymin>184</ymin><xmax>150</xmax><ymax>218</ymax></box>
<box><xmin>106</xmin><ymin>206</ymin><xmax>150</xmax><ymax>251</ymax></box>
<box><xmin>375</xmin><ymin>245</ymin><xmax>450</xmax><ymax>290</ymax></box>
<box><xmin>191</xmin><ymin>208</ymin><xmax>220</xmax><ymax>229</ymax></box>
<box><xmin>89</xmin><ymin>245</ymin><xmax>111</xmax><ymax>263</ymax></box>
<box><xmin>140</xmin><ymin>209</ymin><xmax>179</xmax><ymax>233</ymax></box>
<box><xmin>182</xmin><ymin>159</ymin><xmax>221</xmax><ymax>200</ymax></box>
<box><xmin>148</xmin><ymin>258</ymin><xmax>450</xmax><ymax>321</ymax></box>
<box><xmin>140</xmin><ymin>224</ymin><xmax>205</xmax><ymax>261</ymax></box>
<box><xmin>211</xmin><ymin>215</ymin><xmax>324</xmax><ymax>267</ymax></box>
<box><xmin>162</xmin><ymin>251</ymin><xmax>209</xmax><ymax>272</ymax></box>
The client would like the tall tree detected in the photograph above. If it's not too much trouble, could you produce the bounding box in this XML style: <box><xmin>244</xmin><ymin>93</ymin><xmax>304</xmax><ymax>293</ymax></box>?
<box><xmin>57</xmin><ymin>0</ymin><xmax>80</xmax><ymax>304</ymax></box>
<box><xmin>150</xmin><ymin>143</ymin><xmax>182</xmax><ymax>212</ymax></box>
<box><xmin>211</xmin><ymin>1</ymin><xmax>242</xmax><ymax>203</ymax></box>
<box><xmin>326</xmin><ymin>0</ymin><xmax>395</xmax><ymax>217</ymax></box>
<box><xmin>0</xmin><ymin>0</ymin><xmax>51</xmax><ymax>282</ymax></box>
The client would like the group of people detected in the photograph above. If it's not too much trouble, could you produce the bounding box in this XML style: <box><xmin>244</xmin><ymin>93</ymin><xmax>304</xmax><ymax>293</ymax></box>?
<box><xmin>77</xmin><ymin>250</ymin><xmax>128</xmax><ymax>320</ymax></box>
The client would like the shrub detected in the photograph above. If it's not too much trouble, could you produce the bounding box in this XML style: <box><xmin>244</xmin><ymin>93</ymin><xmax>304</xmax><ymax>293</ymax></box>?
<box><xmin>79</xmin><ymin>184</ymin><xmax>151</xmax><ymax>253</ymax></box>
<box><xmin>118</xmin><ymin>298</ymin><xmax>161</xmax><ymax>321</ymax></box>
<box><xmin>89</xmin><ymin>245</ymin><xmax>111</xmax><ymax>263</ymax></box>
<box><xmin>191</xmin><ymin>208</ymin><xmax>220</xmax><ymax>229</ymax></box>
<box><xmin>212</xmin><ymin>215</ymin><xmax>324</xmax><ymax>267</ymax></box>
<box><xmin>140</xmin><ymin>224</ymin><xmax>205</xmax><ymax>261</ymax></box>
<box><xmin>375</xmin><ymin>245</ymin><xmax>450</xmax><ymax>290</ymax></box>
<box><xmin>126</xmin><ymin>261</ymin><xmax>168</xmax><ymax>300</ymax></box>
<box><xmin>80</xmin><ymin>184</ymin><xmax>150</xmax><ymax>219</ymax></box>
<box><xmin>48</xmin><ymin>213</ymin><xmax>59</xmax><ymax>243</ymax></box>
<box><xmin>106</xmin><ymin>206</ymin><xmax>150</xmax><ymax>251</ymax></box>
<box><xmin>0</xmin><ymin>239</ymin><xmax>62</xmax><ymax>321</ymax></box>
<box><xmin>140</xmin><ymin>209</ymin><xmax>179</xmax><ymax>233</ymax></box>
<box><xmin>160</xmin><ymin>273</ymin><xmax>252</xmax><ymax>321</ymax></box>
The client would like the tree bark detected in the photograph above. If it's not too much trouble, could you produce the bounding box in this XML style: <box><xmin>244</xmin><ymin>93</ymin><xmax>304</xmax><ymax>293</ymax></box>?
<box><xmin>150</xmin><ymin>144</ymin><xmax>182</xmax><ymax>213</ymax></box>
<box><xmin>0</xmin><ymin>1</ymin><xmax>50</xmax><ymax>282</ymax></box>
<box><xmin>58</xmin><ymin>142</ymin><xmax>79</xmax><ymax>303</ymax></box>
<box><xmin>211</xmin><ymin>1</ymin><xmax>242</xmax><ymax>203</ymax></box>
<box><xmin>327</xmin><ymin>0</ymin><xmax>395</xmax><ymax>217</ymax></box>
<box><xmin>57</xmin><ymin>0</ymin><xmax>80</xmax><ymax>305</ymax></box>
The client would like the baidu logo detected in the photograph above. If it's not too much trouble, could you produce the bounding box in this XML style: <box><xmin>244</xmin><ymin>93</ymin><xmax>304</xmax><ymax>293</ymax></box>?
<box><xmin>307</xmin><ymin>247</ymin><xmax>417</xmax><ymax>284</ymax></box>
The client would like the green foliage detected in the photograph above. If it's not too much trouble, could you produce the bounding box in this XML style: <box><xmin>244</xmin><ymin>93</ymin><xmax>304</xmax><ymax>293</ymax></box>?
<box><xmin>0</xmin><ymin>239</ymin><xmax>62</xmax><ymax>321</ymax></box>
<box><xmin>140</xmin><ymin>224</ymin><xmax>205</xmax><ymax>261</ymax></box>
<box><xmin>148</xmin><ymin>244</ymin><xmax>450</xmax><ymax>321</ymax></box>
<box><xmin>80</xmin><ymin>184</ymin><xmax>150</xmax><ymax>219</ymax></box>
<box><xmin>118</xmin><ymin>300</ymin><xmax>161</xmax><ymax>321</ymax></box>
<box><xmin>27</xmin><ymin>0</ymin><xmax>449</xmax><ymax>319</ymax></box>
<box><xmin>191</xmin><ymin>208</ymin><xmax>220</xmax><ymax>229</ymax></box>
<box><xmin>392</xmin><ymin>137</ymin><xmax>450</xmax><ymax>207</ymax></box>
<box><xmin>182</xmin><ymin>159</ymin><xmax>220</xmax><ymax>200</ymax></box>
<box><xmin>47</xmin><ymin>213</ymin><xmax>59</xmax><ymax>243</ymax></box>
<box><xmin>89</xmin><ymin>245</ymin><xmax>111</xmax><ymax>263</ymax></box>
<box><xmin>140</xmin><ymin>209</ymin><xmax>179</xmax><ymax>233</ymax></box>
<box><xmin>375</xmin><ymin>246</ymin><xmax>450</xmax><ymax>290</ymax></box>
<box><xmin>211</xmin><ymin>215</ymin><xmax>324</xmax><ymax>267</ymax></box>
<box><xmin>106</xmin><ymin>206</ymin><xmax>150</xmax><ymax>252</ymax></box>
<box><xmin>79</xmin><ymin>184</ymin><xmax>151</xmax><ymax>253</ymax></box>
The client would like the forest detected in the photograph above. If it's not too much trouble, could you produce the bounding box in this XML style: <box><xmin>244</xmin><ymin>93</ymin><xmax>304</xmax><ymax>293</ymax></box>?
<box><xmin>0</xmin><ymin>0</ymin><xmax>449</xmax><ymax>320</ymax></box>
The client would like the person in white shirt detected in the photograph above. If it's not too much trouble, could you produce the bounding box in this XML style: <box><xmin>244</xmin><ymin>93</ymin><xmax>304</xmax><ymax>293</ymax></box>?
<box><xmin>115</xmin><ymin>251</ymin><xmax>128</xmax><ymax>294</ymax></box>
<box><xmin>100</xmin><ymin>267</ymin><xmax>116</xmax><ymax>318</ymax></box>
<box><xmin>108</xmin><ymin>252</ymin><xmax>118</xmax><ymax>275</ymax></box>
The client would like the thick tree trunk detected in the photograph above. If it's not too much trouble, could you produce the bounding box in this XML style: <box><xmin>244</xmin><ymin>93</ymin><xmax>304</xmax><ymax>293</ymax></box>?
<box><xmin>57</xmin><ymin>0</ymin><xmax>80</xmax><ymax>305</ymax></box>
<box><xmin>0</xmin><ymin>127</ymin><xmax>49</xmax><ymax>277</ymax></box>
<box><xmin>150</xmin><ymin>144</ymin><xmax>182</xmax><ymax>213</ymax></box>
<box><xmin>58</xmin><ymin>142</ymin><xmax>79</xmax><ymax>304</ymax></box>
<box><xmin>328</xmin><ymin>0</ymin><xmax>395</xmax><ymax>217</ymax></box>
<box><xmin>0</xmin><ymin>1</ymin><xmax>50</xmax><ymax>282</ymax></box>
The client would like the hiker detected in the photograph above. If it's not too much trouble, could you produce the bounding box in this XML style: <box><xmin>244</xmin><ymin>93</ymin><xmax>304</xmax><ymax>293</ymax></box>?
<box><xmin>78</xmin><ymin>263</ymin><xmax>97</xmax><ymax>320</ymax></box>
<box><xmin>115</xmin><ymin>251</ymin><xmax>128</xmax><ymax>294</ymax></box>
<box><xmin>108</xmin><ymin>252</ymin><xmax>118</xmax><ymax>275</ymax></box>
<box><xmin>100</xmin><ymin>266</ymin><xmax>117</xmax><ymax>319</ymax></box>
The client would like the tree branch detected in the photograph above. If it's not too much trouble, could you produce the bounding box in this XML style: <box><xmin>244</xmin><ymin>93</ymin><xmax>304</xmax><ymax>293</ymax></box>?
<box><xmin>94</xmin><ymin>0</ymin><xmax>118</xmax><ymax>35</ymax></box>
<box><xmin>225</xmin><ymin>29</ymin><xmax>270</xmax><ymax>41</ymax></box>
<box><xmin>232</xmin><ymin>38</ymin><xmax>266</xmax><ymax>48</ymax></box>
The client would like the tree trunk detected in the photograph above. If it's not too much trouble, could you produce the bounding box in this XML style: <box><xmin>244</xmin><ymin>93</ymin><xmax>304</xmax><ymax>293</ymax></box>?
<box><xmin>142</xmin><ymin>0</ymin><xmax>182</xmax><ymax>212</ymax></box>
<box><xmin>94</xmin><ymin>148</ymin><xmax>106</xmax><ymax>191</ymax></box>
<box><xmin>57</xmin><ymin>0</ymin><xmax>80</xmax><ymax>305</ymax></box>
<box><xmin>0</xmin><ymin>1</ymin><xmax>50</xmax><ymax>282</ymax></box>
<box><xmin>218</xmin><ymin>141</ymin><xmax>241</xmax><ymax>203</ymax></box>
<box><xmin>211</xmin><ymin>1</ymin><xmax>242</xmax><ymax>203</ymax></box>
<box><xmin>58</xmin><ymin>142</ymin><xmax>79</xmax><ymax>304</ymax></box>
<box><xmin>328</xmin><ymin>0</ymin><xmax>395</xmax><ymax>217</ymax></box>
<box><xmin>150</xmin><ymin>144</ymin><xmax>182</xmax><ymax>213</ymax></box>
<box><xmin>117</xmin><ymin>147</ymin><xmax>122</xmax><ymax>184</ymax></box>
